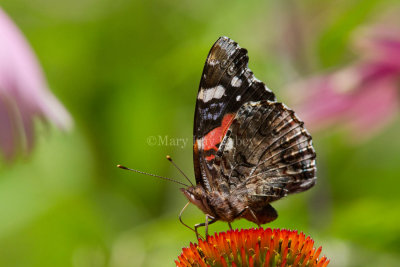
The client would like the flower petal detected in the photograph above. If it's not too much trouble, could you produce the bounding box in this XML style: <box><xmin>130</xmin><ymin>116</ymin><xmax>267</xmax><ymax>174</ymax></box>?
<box><xmin>0</xmin><ymin>8</ymin><xmax>72</xmax><ymax>160</ymax></box>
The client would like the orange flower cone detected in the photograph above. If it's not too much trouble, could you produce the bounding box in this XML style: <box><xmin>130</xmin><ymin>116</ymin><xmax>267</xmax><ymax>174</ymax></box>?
<box><xmin>176</xmin><ymin>228</ymin><xmax>329</xmax><ymax>267</ymax></box>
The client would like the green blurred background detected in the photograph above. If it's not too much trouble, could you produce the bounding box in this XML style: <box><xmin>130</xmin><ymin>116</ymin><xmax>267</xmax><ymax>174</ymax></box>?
<box><xmin>1</xmin><ymin>0</ymin><xmax>400</xmax><ymax>266</ymax></box>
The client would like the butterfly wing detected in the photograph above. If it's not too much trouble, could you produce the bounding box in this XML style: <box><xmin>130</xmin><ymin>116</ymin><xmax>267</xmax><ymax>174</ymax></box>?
<box><xmin>213</xmin><ymin>100</ymin><xmax>316</xmax><ymax>201</ymax></box>
<box><xmin>193</xmin><ymin>37</ymin><xmax>276</xmax><ymax>191</ymax></box>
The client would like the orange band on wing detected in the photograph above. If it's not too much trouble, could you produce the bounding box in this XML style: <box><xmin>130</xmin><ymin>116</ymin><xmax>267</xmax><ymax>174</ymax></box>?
<box><xmin>205</xmin><ymin>154</ymin><xmax>216</xmax><ymax>161</ymax></box>
<box><xmin>202</xmin><ymin>113</ymin><xmax>235</xmax><ymax>156</ymax></box>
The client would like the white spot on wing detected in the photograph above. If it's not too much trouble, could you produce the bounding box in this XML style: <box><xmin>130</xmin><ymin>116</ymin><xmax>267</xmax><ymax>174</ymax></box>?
<box><xmin>209</xmin><ymin>59</ymin><xmax>219</xmax><ymax>66</ymax></box>
<box><xmin>198</xmin><ymin>85</ymin><xmax>226</xmax><ymax>103</ymax></box>
<box><xmin>225</xmin><ymin>138</ymin><xmax>234</xmax><ymax>151</ymax></box>
<box><xmin>197</xmin><ymin>88</ymin><xmax>204</xmax><ymax>100</ymax></box>
<box><xmin>236</xmin><ymin>95</ymin><xmax>241</xmax><ymax>101</ymax></box>
<box><xmin>196</xmin><ymin>138</ymin><xmax>202</xmax><ymax>148</ymax></box>
<box><xmin>214</xmin><ymin>85</ymin><xmax>225</xmax><ymax>99</ymax></box>
<box><xmin>231</xmin><ymin>76</ymin><xmax>242</xmax><ymax>87</ymax></box>
<box><xmin>203</xmin><ymin>89</ymin><xmax>213</xmax><ymax>102</ymax></box>
<box><xmin>264</xmin><ymin>85</ymin><xmax>272</xmax><ymax>92</ymax></box>
<box><xmin>252</xmin><ymin>77</ymin><xmax>261</xmax><ymax>83</ymax></box>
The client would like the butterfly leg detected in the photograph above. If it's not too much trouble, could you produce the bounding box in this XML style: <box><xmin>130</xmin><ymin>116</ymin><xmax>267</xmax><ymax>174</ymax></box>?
<box><xmin>179</xmin><ymin>202</ymin><xmax>202</xmax><ymax>237</ymax></box>
<box><xmin>195</xmin><ymin>215</ymin><xmax>217</xmax><ymax>239</ymax></box>
<box><xmin>228</xmin><ymin>222</ymin><xmax>233</xmax><ymax>230</ymax></box>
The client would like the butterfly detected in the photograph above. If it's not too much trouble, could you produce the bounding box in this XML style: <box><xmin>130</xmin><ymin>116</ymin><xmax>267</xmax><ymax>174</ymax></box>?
<box><xmin>180</xmin><ymin>36</ymin><xmax>316</xmax><ymax>238</ymax></box>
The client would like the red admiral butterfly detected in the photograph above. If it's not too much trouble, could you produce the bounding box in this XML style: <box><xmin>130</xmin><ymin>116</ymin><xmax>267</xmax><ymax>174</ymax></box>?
<box><xmin>118</xmin><ymin>36</ymin><xmax>316</xmax><ymax>238</ymax></box>
<box><xmin>180</xmin><ymin>37</ymin><xmax>316</xmax><ymax>237</ymax></box>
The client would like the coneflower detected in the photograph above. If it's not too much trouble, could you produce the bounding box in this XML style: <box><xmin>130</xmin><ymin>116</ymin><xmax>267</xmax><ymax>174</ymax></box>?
<box><xmin>176</xmin><ymin>228</ymin><xmax>329</xmax><ymax>267</ymax></box>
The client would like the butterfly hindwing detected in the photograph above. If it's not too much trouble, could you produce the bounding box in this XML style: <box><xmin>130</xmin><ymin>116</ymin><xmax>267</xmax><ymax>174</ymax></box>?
<box><xmin>213</xmin><ymin>101</ymin><xmax>316</xmax><ymax>201</ymax></box>
<box><xmin>193</xmin><ymin>37</ymin><xmax>276</xmax><ymax>191</ymax></box>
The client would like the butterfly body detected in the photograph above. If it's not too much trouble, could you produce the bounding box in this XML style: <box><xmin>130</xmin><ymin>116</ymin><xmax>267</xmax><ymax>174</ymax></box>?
<box><xmin>182</xmin><ymin>184</ymin><xmax>278</xmax><ymax>224</ymax></box>
<box><xmin>182</xmin><ymin>37</ymin><xmax>316</xmax><ymax>231</ymax></box>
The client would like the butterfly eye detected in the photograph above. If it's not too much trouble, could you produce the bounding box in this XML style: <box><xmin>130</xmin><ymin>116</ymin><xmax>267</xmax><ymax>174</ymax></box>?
<box><xmin>182</xmin><ymin>189</ymin><xmax>201</xmax><ymax>204</ymax></box>
<box><xmin>190</xmin><ymin>193</ymin><xmax>198</xmax><ymax>202</ymax></box>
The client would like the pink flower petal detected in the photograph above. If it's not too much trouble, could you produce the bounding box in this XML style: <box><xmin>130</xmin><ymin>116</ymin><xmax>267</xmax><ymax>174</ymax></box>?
<box><xmin>354</xmin><ymin>25</ymin><xmax>400</xmax><ymax>66</ymax></box>
<box><xmin>345</xmin><ymin>78</ymin><xmax>399</xmax><ymax>140</ymax></box>
<box><xmin>291</xmin><ymin>60</ymin><xmax>400</xmax><ymax>140</ymax></box>
<box><xmin>0</xmin><ymin>8</ymin><xmax>72</xmax><ymax>161</ymax></box>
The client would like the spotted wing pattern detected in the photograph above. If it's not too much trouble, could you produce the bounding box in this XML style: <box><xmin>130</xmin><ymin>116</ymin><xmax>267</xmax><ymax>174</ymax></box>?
<box><xmin>213</xmin><ymin>101</ymin><xmax>316</xmax><ymax>200</ymax></box>
<box><xmin>193</xmin><ymin>37</ymin><xmax>276</xmax><ymax>191</ymax></box>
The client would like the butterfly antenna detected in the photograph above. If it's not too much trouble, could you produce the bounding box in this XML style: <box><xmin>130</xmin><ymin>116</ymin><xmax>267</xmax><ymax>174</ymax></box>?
<box><xmin>166</xmin><ymin>155</ymin><xmax>194</xmax><ymax>186</ymax></box>
<box><xmin>117</xmin><ymin>165</ymin><xmax>190</xmax><ymax>187</ymax></box>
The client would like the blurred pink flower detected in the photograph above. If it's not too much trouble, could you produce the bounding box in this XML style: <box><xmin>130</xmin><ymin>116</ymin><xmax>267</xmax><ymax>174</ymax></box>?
<box><xmin>0</xmin><ymin>8</ymin><xmax>72</xmax><ymax>161</ymax></box>
<box><xmin>290</xmin><ymin>24</ymin><xmax>400</xmax><ymax>141</ymax></box>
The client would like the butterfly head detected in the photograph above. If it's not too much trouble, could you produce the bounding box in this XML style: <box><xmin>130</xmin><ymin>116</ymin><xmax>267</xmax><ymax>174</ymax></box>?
<box><xmin>181</xmin><ymin>186</ymin><xmax>215</xmax><ymax>217</ymax></box>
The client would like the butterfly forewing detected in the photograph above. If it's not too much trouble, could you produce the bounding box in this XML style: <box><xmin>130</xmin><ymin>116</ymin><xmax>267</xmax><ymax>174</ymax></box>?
<box><xmin>193</xmin><ymin>37</ymin><xmax>276</xmax><ymax>191</ymax></box>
